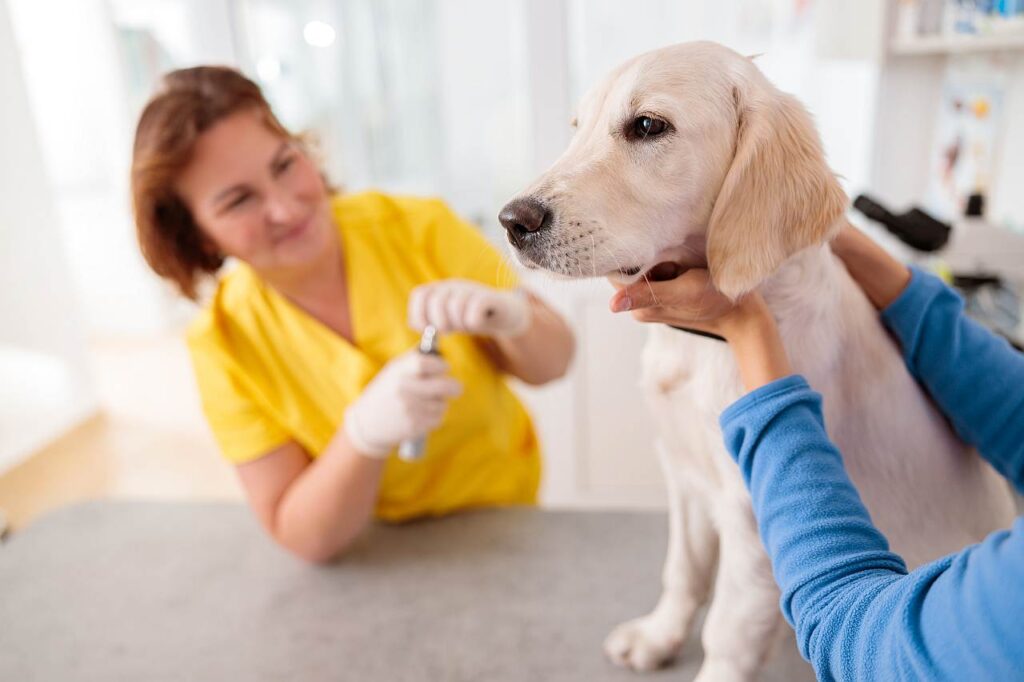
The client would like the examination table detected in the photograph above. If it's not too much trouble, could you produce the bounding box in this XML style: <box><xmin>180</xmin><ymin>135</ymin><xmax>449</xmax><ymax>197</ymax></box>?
<box><xmin>0</xmin><ymin>501</ymin><xmax>812</xmax><ymax>680</ymax></box>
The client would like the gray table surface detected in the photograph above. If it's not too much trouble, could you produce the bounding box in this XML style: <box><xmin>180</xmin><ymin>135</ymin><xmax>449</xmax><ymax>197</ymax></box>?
<box><xmin>0</xmin><ymin>501</ymin><xmax>812</xmax><ymax>681</ymax></box>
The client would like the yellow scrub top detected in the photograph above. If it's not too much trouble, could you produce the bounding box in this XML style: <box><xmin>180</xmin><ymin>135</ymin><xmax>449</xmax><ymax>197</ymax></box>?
<box><xmin>186</xmin><ymin>192</ymin><xmax>541</xmax><ymax>521</ymax></box>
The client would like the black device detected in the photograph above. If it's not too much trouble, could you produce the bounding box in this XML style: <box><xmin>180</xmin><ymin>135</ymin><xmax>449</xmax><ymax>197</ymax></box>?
<box><xmin>852</xmin><ymin>194</ymin><xmax>952</xmax><ymax>252</ymax></box>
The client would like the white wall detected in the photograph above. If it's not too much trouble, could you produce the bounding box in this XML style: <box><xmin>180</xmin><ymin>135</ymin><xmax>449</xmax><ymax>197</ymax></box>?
<box><xmin>8</xmin><ymin>0</ymin><xmax>179</xmax><ymax>337</ymax></box>
<box><xmin>989</xmin><ymin>54</ymin><xmax>1024</xmax><ymax>229</ymax></box>
<box><xmin>435</xmin><ymin>0</ymin><xmax>534</xmax><ymax>227</ymax></box>
<box><xmin>0</xmin><ymin>0</ymin><xmax>96</xmax><ymax>470</ymax></box>
<box><xmin>8</xmin><ymin>0</ymin><xmax>244</xmax><ymax>338</ymax></box>
<box><xmin>568</xmin><ymin>0</ymin><xmax>882</xmax><ymax>197</ymax></box>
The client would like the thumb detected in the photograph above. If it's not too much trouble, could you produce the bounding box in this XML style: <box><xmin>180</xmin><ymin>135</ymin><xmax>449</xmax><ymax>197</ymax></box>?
<box><xmin>610</xmin><ymin>269</ymin><xmax>713</xmax><ymax>313</ymax></box>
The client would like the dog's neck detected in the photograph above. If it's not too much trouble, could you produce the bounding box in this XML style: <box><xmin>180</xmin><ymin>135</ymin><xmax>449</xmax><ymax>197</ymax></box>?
<box><xmin>758</xmin><ymin>237</ymin><xmax>849</xmax><ymax>372</ymax></box>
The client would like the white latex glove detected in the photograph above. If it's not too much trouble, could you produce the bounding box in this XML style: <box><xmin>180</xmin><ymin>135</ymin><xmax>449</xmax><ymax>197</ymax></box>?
<box><xmin>343</xmin><ymin>349</ymin><xmax>462</xmax><ymax>458</ymax></box>
<box><xmin>408</xmin><ymin>279</ymin><xmax>531</xmax><ymax>338</ymax></box>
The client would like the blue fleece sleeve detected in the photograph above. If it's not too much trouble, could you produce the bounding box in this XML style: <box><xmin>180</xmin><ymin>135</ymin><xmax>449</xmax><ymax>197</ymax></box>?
<box><xmin>882</xmin><ymin>267</ymin><xmax>1024</xmax><ymax>492</ymax></box>
<box><xmin>720</xmin><ymin>376</ymin><xmax>1024</xmax><ymax>681</ymax></box>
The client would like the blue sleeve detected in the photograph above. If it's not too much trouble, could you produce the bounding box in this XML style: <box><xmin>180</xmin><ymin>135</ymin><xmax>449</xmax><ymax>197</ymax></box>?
<box><xmin>720</xmin><ymin>376</ymin><xmax>1024</xmax><ymax>682</ymax></box>
<box><xmin>882</xmin><ymin>267</ymin><xmax>1024</xmax><ymax>492</ymax></box>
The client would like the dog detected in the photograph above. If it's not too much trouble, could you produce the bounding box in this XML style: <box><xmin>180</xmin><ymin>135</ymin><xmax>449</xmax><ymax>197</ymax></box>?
<box><xmin>498</xmin><ymin>42</ymin><xmax>1016</xmax><ymax>681</ymax></box>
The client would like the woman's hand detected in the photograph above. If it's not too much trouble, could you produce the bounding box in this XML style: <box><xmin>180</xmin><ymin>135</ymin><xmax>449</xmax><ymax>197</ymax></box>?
<box><xmin>609</xmin><ymin>269</ymin><xmax>764</xmax><ymax>341</ymax></box>
<box><xmin>343</xmin><ymin>349</ymin><xmax>462</xmax><ymax>458</ymax></box>
<box><xmin>610</xmin><ymin>269</ymin><xmax>794</xmax><ymax>392</ymax></box>
<box><xmin>408</xmin><ymin>280</ymin><xmax>531</xmax><ymax>338</ymax></box>
<box><xmin>830</xmin><ymin>225</ymin><xmax>912</xmax><ymax>310</ymax></box>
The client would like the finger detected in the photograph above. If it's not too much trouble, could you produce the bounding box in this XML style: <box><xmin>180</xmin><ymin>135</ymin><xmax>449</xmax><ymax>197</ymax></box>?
<box><xmin>401</xmin><ymin>387</ymin><xmax>449</xmax><ymax>412</ymax></box>
<box><xmin>405</xmin><ymin>376</ymin><xmax>462</xmax><ymax>400</ymax></box>
<box><xmin>421</xmin><ymin>400</ymin><xmax>448</xmax><ymax>421</ymax></box>
<box><xmin>629</xmin><ymin>305</ymin><xmax>721</xmax><ymax>336</ymax></box>
<box><xmin>629</xmin><ymin>305</ymin><xmax>703</xmax><ymax>330</ymax></box>
<box><xmin>408</xmin><ymin>286</ymin><xmax>429</xmax><ymax>331</ymax></box>
<box><xmin>425</xmin><ymin>286</ymin><xmax>453</xmax><ymax>333</ymax></box>
<box><xmin>631</xmin><ymin>269</ymin><xmax>712</xmax><ymax>306</ymax></box>
<box><xmin>630</xmin><ymin>306</ymin><xmax>668</xmax><ymax>323</ymax></box>
<box><xmin>409</xmin><ymin>353</ymin><xmax>449</xmax><ymax>377</ymax></box>
<box><xmin>444</xmin><ymin>286</ymin><xmax>473</xmax><ymax>332</ymax></box>
<box><xmin>611</xmin><ymin>269</ymin><xmax>712</xmax><ymax>312</ymax></box>
<box><xmin>401</xmin><ymin>399</ymin><xmax>443</xmax><ymax>433</ymax></box>
<box><xmin>398</xmin><ymin>351</ymin><xmax>448</xmax><ymax>377</ymax></box>
<box><xmin>413</xmin><ymin>403</ymin><xmax>448</xmax><ymax>432</ymax></box>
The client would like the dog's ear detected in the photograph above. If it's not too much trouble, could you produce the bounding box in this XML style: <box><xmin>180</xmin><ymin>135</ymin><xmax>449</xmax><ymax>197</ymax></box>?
<box><xmin>706</xmin><ymin>84</ymin><xmax>847</xmax><ymax>300</ymax></box>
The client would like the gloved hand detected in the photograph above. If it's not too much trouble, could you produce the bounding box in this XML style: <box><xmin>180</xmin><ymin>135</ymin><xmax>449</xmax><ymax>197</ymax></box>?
<box><xmin>343</xmin><ymin>349</ymin><xmax>462</xmax><ymax>458</ymax></box>
<box><xmin>408</xmin><ymin>279</ymin><xmax>532</xmax><ymax>337</ymax></box>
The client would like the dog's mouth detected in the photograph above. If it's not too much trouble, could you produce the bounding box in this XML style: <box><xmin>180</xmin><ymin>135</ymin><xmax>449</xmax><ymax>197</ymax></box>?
<box><xmin>516</xmin><ymin>237</ymin><xmax>706</xmax><ymax>283</ymax></box>
<box><xmin>615</xmin><ymin>260</ymin><xmax>688</xmax><ymax>283</ymax></box>
<box><xmin>612</xmin><ymin>242</ymin><xmax>707</xmax><ymax>283</ymax></box>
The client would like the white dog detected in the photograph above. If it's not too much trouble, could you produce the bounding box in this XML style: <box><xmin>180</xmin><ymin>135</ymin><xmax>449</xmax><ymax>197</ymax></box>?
<box><xmin>498</xmin><ymin>42</ymin><xmax>1016</xmax><ymax>681</ymax></box>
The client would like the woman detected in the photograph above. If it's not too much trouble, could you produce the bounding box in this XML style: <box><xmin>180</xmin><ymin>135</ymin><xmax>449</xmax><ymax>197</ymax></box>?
<box><xmin>132</xmin><ymin>66</ymin><xmax>574</xmax><ymax>563</ymax></box>
<box><xmin>612</xmin><ymin>228</ymin><xmax>1022</xmax><ymax>680</ymax></box>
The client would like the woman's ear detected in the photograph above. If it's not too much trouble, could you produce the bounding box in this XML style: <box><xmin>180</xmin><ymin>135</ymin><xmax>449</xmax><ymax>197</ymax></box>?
<box><xmin>706</xmin><ymin>83</ymin><xmax>848</xmax><ymax>300</ymax></box>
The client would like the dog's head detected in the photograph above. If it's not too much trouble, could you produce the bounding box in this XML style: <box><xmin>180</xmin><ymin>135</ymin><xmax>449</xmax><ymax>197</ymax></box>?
<box><xmin>498</xmin><ymin>41</ymin><xmax>847</xmax><ymax>299</ymax></box>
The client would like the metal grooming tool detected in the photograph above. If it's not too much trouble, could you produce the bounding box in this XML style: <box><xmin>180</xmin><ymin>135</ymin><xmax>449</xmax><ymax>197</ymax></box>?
<box><xmin>398</xmin><ymin>325</ymin><xmax>441</xmax><ymax>461</ymax></box>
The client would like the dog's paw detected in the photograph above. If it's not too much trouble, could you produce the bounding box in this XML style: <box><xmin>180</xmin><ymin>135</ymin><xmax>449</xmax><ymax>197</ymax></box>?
<box><xmin>603</xmin><ymin>615</ymin><xmax>685</xmax><ymax>672</ymax></box>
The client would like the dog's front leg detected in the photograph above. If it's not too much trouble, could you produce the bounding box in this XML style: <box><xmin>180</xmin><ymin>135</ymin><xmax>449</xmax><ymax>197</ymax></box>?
<box><xmin>604</xmin><ymin>441</ymin><xmax>719</xmax><ymax>671</ymax></box>
<box><xmin>695</xmin><ymin>488</ymin><xmax>784</xmax><ymax>682</ymax></box>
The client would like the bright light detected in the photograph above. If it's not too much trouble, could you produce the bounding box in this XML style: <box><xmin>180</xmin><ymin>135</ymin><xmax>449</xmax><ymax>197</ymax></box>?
<box><xmin>256</xmin><ymin>56</ymin><xmax>281</xmax><ymax>82</ymax></box>
<box><xmin>303</xmin><ymin>20</ymin><xmax>336</xmax><ymax>48</ymax></box>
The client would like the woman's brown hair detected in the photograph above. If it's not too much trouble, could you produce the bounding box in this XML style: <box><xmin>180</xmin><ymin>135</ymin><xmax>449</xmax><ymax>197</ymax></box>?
<box><xmin>131</xmin><ymin>66</ymin><xmax>294</xmax><ymax>300</ymax></box>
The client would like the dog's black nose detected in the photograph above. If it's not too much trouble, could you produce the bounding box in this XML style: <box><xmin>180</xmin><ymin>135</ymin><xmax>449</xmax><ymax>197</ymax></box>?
<box><xmin>499</xmin><ymin>197</ymin><xmax>550</xmax><ymax>248</ymax></box>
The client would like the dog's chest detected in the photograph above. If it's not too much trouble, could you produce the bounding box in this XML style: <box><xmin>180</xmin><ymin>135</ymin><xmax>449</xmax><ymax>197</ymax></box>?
<box><xmin>641</xmin><ymin>325</ymin><xmax>743</xmax><ymax>417</ymax></box>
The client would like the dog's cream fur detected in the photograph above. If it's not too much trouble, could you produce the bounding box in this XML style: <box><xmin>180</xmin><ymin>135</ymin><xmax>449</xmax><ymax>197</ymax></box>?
<box><xmin>502</xmin><ymin>42</ymin><xmax>1016</xmax><ymax>681</ymax></box>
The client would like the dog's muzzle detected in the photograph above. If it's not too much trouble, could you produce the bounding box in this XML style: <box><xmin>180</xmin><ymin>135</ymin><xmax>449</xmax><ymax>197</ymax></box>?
<box><xmin>498</xmin><ymin>196</ymin><xmax>551</xmax><ymax>250</ymax></box>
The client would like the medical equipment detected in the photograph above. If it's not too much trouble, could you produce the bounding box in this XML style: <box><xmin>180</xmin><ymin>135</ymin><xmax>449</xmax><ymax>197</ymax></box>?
<box><xmin>398</xmin><ymin>325</ymin><xmax>441</xmax><ymax>461</ymax></box>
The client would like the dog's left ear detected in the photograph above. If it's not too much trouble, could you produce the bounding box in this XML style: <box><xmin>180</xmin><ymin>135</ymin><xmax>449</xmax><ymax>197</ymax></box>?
<box><xmin>706</xmin><ymin>83</ymin><xmax>847</xmax><ymax>300</ymax></box>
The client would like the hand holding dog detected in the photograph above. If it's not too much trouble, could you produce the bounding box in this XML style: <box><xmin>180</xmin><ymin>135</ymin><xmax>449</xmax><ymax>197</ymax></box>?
<box><xmin>610</xmin><ymin>269</ymin><xmax>794</xmax><ymax>392</ymax></box>
<box><xmin>609</xmin><ymin>269</ymin><xmax>763</xmax><ymax>340</ymax></box>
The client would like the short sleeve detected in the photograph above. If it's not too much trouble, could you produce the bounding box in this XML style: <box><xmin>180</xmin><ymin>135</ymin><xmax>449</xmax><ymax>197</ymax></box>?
<box><xmin>417</xmin><ymin>198</ymin><xmax>520</xmax><ymax>291</ymax></box>
<box><xmin>187</xmin><ymin>333</ymin><xmax>291</xmax><ymax>465</ymax></box>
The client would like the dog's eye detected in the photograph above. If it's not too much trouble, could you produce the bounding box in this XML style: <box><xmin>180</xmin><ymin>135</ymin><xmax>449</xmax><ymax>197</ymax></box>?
<box><xmin>631</xmin><ymin>115</ymin><xmax>668</xmax><ymax>140</ymax></box>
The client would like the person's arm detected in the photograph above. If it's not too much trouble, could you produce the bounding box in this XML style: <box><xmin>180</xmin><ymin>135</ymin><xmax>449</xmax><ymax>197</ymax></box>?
<box><xmin>834</xmin><ymin>227</ymin><xmax>1024</xmax><ymax>491</ymax></box>
<box><xmin>613</xmin><ymin>270</ymin><xmax>1024</xmax><ymax>680</ymax></box>
<box><xmin>236</xmin><ymin>436</ymin><xmax>384</xmax><ymax>564</ymax></box>
<box><xmin>238</xmin><ymin>349</ymin><xmax>460</xmax><ymax>563</ymax></box>
<box><xmin>720</xmin><ymin>376</ymin><xmax>1024</xmax><ymax>681</ymax></box>
<box><xmin>829</xmin><ymin>225</ymin><xmax>912</xmax><ymax>310</ymax></box>
<box><xmin>479</xmin><ymin>291</ymin><xmax>575</xmax><ymax>385</ymax></box>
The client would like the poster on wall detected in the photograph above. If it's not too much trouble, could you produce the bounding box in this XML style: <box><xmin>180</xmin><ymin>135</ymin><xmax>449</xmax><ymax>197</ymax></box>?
<box><xmin>925</xmin><ymin>55</ymin><xmax>1007</xmax><ymax>222</ymax></box>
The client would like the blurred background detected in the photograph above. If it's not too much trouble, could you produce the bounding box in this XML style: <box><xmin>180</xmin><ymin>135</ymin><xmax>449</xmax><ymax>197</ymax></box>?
<box><xmin>2</xmin><ymin>0</ymin><xmax>1023</xmax><ymax>532</ymax></box>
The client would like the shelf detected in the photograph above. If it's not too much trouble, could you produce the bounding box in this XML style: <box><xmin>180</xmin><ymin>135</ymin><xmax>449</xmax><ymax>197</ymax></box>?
<box><xmin>891</xmin><ymin>31</ymin><xmax>1024</xmax><ymax>55</ymax></box>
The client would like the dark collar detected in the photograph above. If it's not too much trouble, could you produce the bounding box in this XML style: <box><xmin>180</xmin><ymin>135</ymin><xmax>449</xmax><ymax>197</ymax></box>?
<box><xmin>667</xmin><ymin>325</ymin><xmax>726</xmax><ymax>342</ymax></box>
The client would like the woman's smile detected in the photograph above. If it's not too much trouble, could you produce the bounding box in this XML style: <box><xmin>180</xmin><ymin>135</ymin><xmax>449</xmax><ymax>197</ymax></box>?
<box><xmin>272</xmin><ymin>213</ymin><xmax>313</xmax><ymax>245</ymax></box>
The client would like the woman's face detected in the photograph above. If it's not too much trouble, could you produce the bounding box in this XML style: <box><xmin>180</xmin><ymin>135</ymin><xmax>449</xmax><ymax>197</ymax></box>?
<box><xmin>175</xmin><ymin>108</ymin><xmax>335</xmax><ymax>276</ymax></box>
